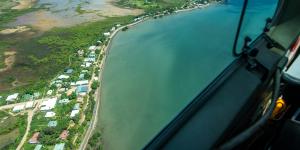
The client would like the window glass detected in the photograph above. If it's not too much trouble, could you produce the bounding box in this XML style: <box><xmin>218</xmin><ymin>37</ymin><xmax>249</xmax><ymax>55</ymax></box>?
<box><xmin>235</xmin><ymin>0</ymin><xmax>279</xmax><ymax>53</ymax></box>
<box><xmin>98</xmin><ymin>0</ymin><xmax>279</xmax><ymax>150</ymax></box>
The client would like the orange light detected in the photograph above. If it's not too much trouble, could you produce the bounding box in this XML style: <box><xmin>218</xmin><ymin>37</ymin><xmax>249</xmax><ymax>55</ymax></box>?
<box><xmin>271</xmin><ymin>97</ymin><xmax>286</xmax><ymax>119</ymax></box>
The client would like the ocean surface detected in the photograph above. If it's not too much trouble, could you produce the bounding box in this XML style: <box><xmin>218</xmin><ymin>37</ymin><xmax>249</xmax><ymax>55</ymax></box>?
<box><xmin>98</xmin><ymin>1</ymin><xmax>278</xmax><ymax>150</ymax></box>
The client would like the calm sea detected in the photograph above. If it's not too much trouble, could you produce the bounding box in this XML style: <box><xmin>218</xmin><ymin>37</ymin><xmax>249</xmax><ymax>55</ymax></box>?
<box><xmin>98</xmin><ymin>1</ymin><xmax>278</xmax><ymax>149</ymax></box>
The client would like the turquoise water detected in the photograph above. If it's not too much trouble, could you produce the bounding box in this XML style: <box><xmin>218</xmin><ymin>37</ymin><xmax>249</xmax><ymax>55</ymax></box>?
<box><xmin>98</xmin><ymin>1</ymin><xmax>278</xmax><ymax>150</ymax></box>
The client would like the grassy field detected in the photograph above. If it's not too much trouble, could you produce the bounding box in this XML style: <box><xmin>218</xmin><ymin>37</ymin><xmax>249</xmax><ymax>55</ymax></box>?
<box><xmin>0</xmin><ymin>111</ymin><xmax>18</xmax><ymax>134</ymax></box>
<box><xmin>0</xmin><ymin>111</ymin><xmax>27</xmax><ymax>149</ymax></box>
<box><xmin>0</xmin><ymin>16</ymin><xmax>134</xmax><ymax>95</ymax></box>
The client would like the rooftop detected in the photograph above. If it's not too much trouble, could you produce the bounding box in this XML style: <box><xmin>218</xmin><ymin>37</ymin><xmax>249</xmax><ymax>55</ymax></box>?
<box><xmin>29</xmin><ymin>132</ymin><xmax>40</xmax><ymax>144</ymax></box>
<box><xmin>48</xmin><ymin>120</ymin><xmax>58</xmax><ymax>127</ymax></box>
<box><xmin>13</xmin><ymin>105</ymin><xmax>25</xmax><ymax>112</ymax></box>
<box><xmin>70</xmin><ymin>110</ymin><xmax>79</xmax><ymax>118</ymax></box>
<box><xmin>59</xmin><ymin>130</ymin><xmax>69</xmax><ymax>140</ymax></box>
<box><xmin>45</xmin><ymin>111</ymin><xmax>56</xmax><ymax>118</ymax></box>
<box><xmin>54</xmin><ymin>143</ymin><xmax>65</xmax><ymax>150</ymax></box>
<box><xmin>75</xmin><ymin>80</ymin><xmax>89</xmax><ymax>86</ymax></box>
<box><xmin>34</xmin><ymin>144</ymin><xmax>42</xmax><ymax>150</ymax></box>
<box><xmin>65</xmin><ymin>69</ymin><xmax>74</xmax><ymax>74</ymax></box>
<box><xmin>40</xmin><ymin>98</ymin><xmax>57</xmax><ymax>111</ymax></box>
<box><xmin>76</xmin><ymin>85</ymin><xmax>89</xmax><ymax>93</ymax></box>
<box><xmin>58</xmin><ymin>75</ymin><xmax>70</xmax><ymax>79</ymax></box>
<box><xmin>73</xmin><ymin>103</ymin><xmax>80</xmax><ymax>110</ymax></box>
<box><xmin>6</xmin><ymin>93</ymin><xmax>19</xmax><ymax>101</ymax></box>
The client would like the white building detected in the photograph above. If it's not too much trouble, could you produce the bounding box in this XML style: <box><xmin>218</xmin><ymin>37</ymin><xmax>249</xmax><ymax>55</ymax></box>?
<box><xmin>88</xmin><ymin>46</ymin><xmax>96</xmax><ymax>51</ymax></box>
<box><xmin>84</xmin><ymin>58</ymin><xmax>96</xmax><ymax>62</ymax></box>
<box><xmin>25</xmin><ymin>101</ymin><xmax>34</xmax><ymax>109</ymax></box>
<box><xmin>110</xmin><ymin>27</ymin><xmax>116</xmax><ymax>32</ymax></box>
<box><xmin>70</xmin><ymin>110</ymin><xmax>79</xmax><ymax>118</ymax></box>
<box><xmin>58</xmin><ymin>99</ymin><xmax>70</xmax><ymax>104</ymax></box>
<box><xmin>104</xmin><ymin>32</ymin><xmax>111</xmax><ymax>37</ymax></box>
<box><xmin>40</xmin><ymin>98</ymin><xmax>57</xmax><ymax>111</ymax></box>
<box><xmin>75</xmin><ymin>80</ymin><xmax>89</xmax><ymax>86</ymax></box>
<box><xmin>85</xmin><ymin>62</ymin><xmax>92</xmax><ymax>68</ymax></box>
<box><xmin>58</xmin><ymin>75</ymin><xmax>70</xmax><ymax>80</ymax></box>
<box><xmin>6</xmin><ymin>93</ymin><xmax>19</xmax><ymax>102</ymax></box>
<box><xmin>45</xmin><ymin>111</ymin><xmax>56</xmax><ymax>118</ymax></box>
<box><xmin>12</xmin><ymin>105</ymin><xmax>25</xmax><ymax>112</ymax></box>
<box><xmin>46</xmin><ymin>90</ymin><xmax>53</xmax><ymax>96</ymax></box>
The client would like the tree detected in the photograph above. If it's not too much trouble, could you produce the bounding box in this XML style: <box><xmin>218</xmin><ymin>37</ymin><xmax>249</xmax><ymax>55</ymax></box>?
<box><xmin>68</xmin><ymin>92</ymin><xmax>77</xmax><ymax>100</ymax></box>
<box><xmin>91</xmin><ymin>81</ymin><xmax>99</xmax><ymax>90</ymax></box>
<box><xmin>61</xmin><ymin>93</ymin><xmax>68</xmax><ymax>99</ymax></box>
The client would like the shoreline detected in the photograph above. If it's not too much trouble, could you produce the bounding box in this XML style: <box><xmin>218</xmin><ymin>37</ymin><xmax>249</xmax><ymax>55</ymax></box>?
<box><xmin>83</xmin><ymin>2</ymin><xmax>214</xmax><ymax>149</ymax></box>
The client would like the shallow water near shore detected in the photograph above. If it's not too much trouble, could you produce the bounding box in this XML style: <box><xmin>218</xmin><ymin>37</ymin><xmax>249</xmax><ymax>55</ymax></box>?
<box><xmin>99</xmin><ymin>1</ymin><xmax>278</xmax><ymax>150</ymax></box>
<box><xmin>8</xmin><ymin>0</ymin><xmax>142</xmax><ymax>31</ymax></box>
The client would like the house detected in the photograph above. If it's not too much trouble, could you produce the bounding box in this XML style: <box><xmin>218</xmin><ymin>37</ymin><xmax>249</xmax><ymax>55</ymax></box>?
<box><xmin>96</xmin><ymin>40</ymin><xmax>102</xmax><ymax>46</ymax></box>
<box><xmin>56</xmin><ymin>83</ymin><xmax>62</xmax><ymax>88</ymax></box>
<box><xmin>103</xmin><ymin>32</ymin><xmax>110</xmax><ymax>37</ymax></box>
<box><xmin>110</xmin><ymin>27</ymin><xmax>116</xmax><ymax>32</ymax></box>
<box><xmin>58</xmin><ymin>99</ymin><xmax>70</xmax><ymax>104</ymax></box>
<box><xmin>40</xmin><ymin>98</ymin><xmax>57</xmax><ymax>111</ymax></box>
<box><xmin>33</xmin><ymin>92</ymin><xmax>40</xmax><ymax>99</ymax></box>
<box><xmin>29</xmin><ymin>132</ymin><xmax>40</xmax><ymax>144</ymax></box>
<box><xmin>85</xmin><ymin>62</ymin><xmax>92</xmax><ymax>68</ymax></box>
<box><xmin>70</xmin><ymin>110</ymin><xmax>80</xmax><ymax>118</ymax></box>
<box><xmin>59</xmin><ymin>130</ymin><xmax>69</xmax><ymax>140</ymax></box>
<box><xmin>34</xmin><ymin>144</ymin><xmax>42</xmax><ymax>150</ymax></box>
<box><xmin>46</xmin><ymin>90</ymin><xmax>53</xmax><ymax>96</ymax></box>
<box><xmin>75</xmin><ymin>80</ymin><xmax>89</xmax><ymax>86</ymax></box>
<box><xmin>81</xmin><ymin>70</ymin><xmax>88</xmax><ymax>73</ymax></box>
<box><xmin>65</xmin><ymin>69</ymin><xmax>73</xmax><ymax>74</ymax></box>
<box><xmin>77</xmin><ymin>49</ymin><xmax>84</xmax><ymax>56</ymax></box>
<box><xmin>25</xmin><ymin>101</ymin><xmax>34</xmax><ymax>109</ymax></box>
<box><xmin>73</xmin><ymin>103</ymin><xmax>80</xmax><ymax>110</ymax></box>
<box><xmin>48</xmin><ymin>120</ymin><xmax>57</xmax><ymax>127</ymax></box>
<box><xmin>84</xmin><ymin>57</ymin><xmax>95</xmax><ymax>62</ymax></box>
<box><xmin>58</xmin><ymin>88</ymin><xmax>67</xmax><ymax>93</ymax></box>
<box><xmin>12</xmin><ymin>105</ymin><xmax>25</xmax><ymax>112</ymax></box>
<box><xmin>6</xmin><ymin>93</ymin><xmax>19</xmax><ymax>102</ymax></box>
<box><xmin>58</xmin><ymin>75</ymin><xmax>70</xmax><ymax>80</ymax></box>
<box><xmin>88</xmin><ymin>46</ymin><xmax>96</xmax><ymax>51</ymax></box>
<box><xmin>79</xmin><ymin>74</ymin><xmax>85</xmax><ymax>80</ymax></box>
<box><xmin>45</xmin><ymin>111</ymin><xmax>56</xmax><ymax>118</ymax></box>
<box><xmin>23</xmin><ymin>94</ymin><xmax>33</xmax><ymax>101</ymax></box>
<box><xmin>70</xmin><ymin>82</ymin><xmax>76</xmax><ymax>86</ymax></box>
<box><xmin>76</xmin><ymin>85</ymin><xmax>88</xmax><ymax>96</ymax></box>
<box><xmin>54</xmin><ymin>143</ymin><xmax>65</xmax><ymax>150</ymax></box>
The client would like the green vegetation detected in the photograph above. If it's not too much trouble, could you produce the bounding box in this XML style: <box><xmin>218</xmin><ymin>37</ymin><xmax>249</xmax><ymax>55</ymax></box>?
<box><xmin>0</xmin><ymin>16</ymin><xmax>134</xmax><ymax>95</ymax></box>
<box><xmin>115</xmin><ymin>0</ymin><xmax>189</xmax><ymax>13</ymax></box>
<box><xmin>0</xmin><ymin>114</ymin><xmax>27</xmax><ymax>150</ymax></box>
<box><xmin>91</xmin><ymin>80</ymin><xmax>100</xmax><ymax>90</ymax></box>
<box><xmin>0</xmin><ymin>111</ymin><xmax>17</xmax><ymax>135</ymax></box>
<box><xmin>87</xmin><ymin>132</ymin><xmax>102</xmax><ymax>150</ymax></box>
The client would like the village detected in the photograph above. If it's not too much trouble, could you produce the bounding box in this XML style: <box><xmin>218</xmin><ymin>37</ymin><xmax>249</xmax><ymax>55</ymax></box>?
<box><xmin>0</xmin><ymin>1</ymin><xmax>214</xmax><ymax>149</ymax></box>
<box><xmin>0</xmin><ymin>22</ymin><xmax>118</xmax><ymax>149</ymax></box>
